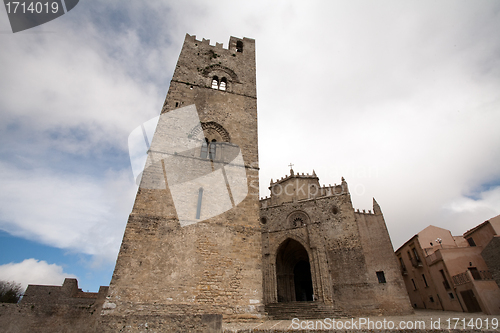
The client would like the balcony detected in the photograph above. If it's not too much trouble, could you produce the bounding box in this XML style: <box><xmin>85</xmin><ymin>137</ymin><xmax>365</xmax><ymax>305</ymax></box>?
<box><xmin>452</xmin><ymin>270</ymin><xmax>493</xmax><ymax>286</ymax></box>
<box><xmin>410</xmin><ymin>257</ymin><xmax>423</xmax><ymax>268</ymax></box>
<box><xmin>425</xmin><ymin>250</ymin><xmax>443</xmax><ymax>266</ymax></box>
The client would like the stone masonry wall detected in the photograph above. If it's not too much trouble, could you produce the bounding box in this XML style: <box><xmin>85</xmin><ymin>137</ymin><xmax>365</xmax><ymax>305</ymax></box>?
<box><xmin>103</xmin><ymin>34</ymin><xmax>263</xmax><ymax>323</ymax></box>
<box><xmin>261</xmin><ymin>175</ymin><xmax>412</xmax><ymax>317</ymax></box>
<box><xmin>482</xmin><ymin>236</ymin><xmax>500</xmax><ymax>288</ymax></box>
<box><xmin>0</xmin><ymin>278</ymin><xmax>108</xmax><ymax>333</ymax></box>
<box><xmin>355</xmin><ymin>204</ymin><xmax>413</xmax><ymax>315</ymax></box>
<box><xmin>261</xmin><ymin>179</ymin><xmax>373</xmax><ymax>315</ymax></box>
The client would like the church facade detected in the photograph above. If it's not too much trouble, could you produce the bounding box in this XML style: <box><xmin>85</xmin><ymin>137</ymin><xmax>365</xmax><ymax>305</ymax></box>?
<box><xmin>260</xmin><ymin>170</ymin><xmax>412</xmax><ymax>318</ymax></box>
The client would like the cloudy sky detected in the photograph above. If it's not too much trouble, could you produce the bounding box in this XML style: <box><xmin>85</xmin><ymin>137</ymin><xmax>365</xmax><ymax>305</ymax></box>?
<box><xmin>1</xmin><ymin>1</ymin><xmax>499</xmax><ymax>292</ymax></box>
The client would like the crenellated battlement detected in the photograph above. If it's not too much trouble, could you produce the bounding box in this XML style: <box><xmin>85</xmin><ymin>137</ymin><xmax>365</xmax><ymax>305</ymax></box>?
<box><xmin>355</xmin><ymin>208</ymin><xmax>374</xmax><ymax>215</ymax></box>
<box><xmin>161</xmin><ymin>33</ymin><xmax>257</xmax><ymax>112</ymax></box>
<box><xmin>186</xmin><ymin>34</ymin><xmax>220</xmax><ymax>47</ymax></box>
<box><xmin>261</xmin><ymin>170</ymin><xmax>349</xmax><ymax>207</ymax></box>
<box><xmin>318</xmin><ymin>183</ymin><xmax>346</xmax><ymax>196</ymax></box>
<box><xmin>185</xmin><ymin>35</ymin><xmax>223</xmax><ymax>48</ymax></box>
<box><xmin>269</xmin><ymin>169</ymin><xmax>318</xmax><ymax>187</ymax></box>
<box><xmin>353</xmin><ymin>198</ymin><xmax>383</xmax><ymax>216</ymax></box>
<box><xmin>184</xmin><ymin>33</ymin><xmax>254</xmax><ymax>53</ymax></box>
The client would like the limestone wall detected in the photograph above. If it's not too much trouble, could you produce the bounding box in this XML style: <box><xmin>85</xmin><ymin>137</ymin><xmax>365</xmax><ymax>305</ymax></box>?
<box><xmin>355</xmin><ymin>208</ymin><xmax>413</xmax><ymax>315</ymax></box>
<box><xmin>260</xmin><ymin>174</ymin><xmax>412</xmax><ymax>317</ymax></box>
<box><xmin>0</xmin><ymin>278</ymin><xmax>107</xmax><ymax>333</ymax></box>
<box><xmin>104</xmin><ymin>34</ymin><xmax>263</xmax><ymax>321</ymax></box>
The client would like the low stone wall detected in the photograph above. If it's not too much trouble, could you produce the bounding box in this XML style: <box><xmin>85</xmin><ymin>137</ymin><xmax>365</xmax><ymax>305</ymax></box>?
<box><xmin>0</xmin><ymin>303</ymin><xmax>222</xmax><ymax>333</ymax></box>
<box><xmin>0</xmin><ymin>277</ymin><xmax>223</xmax><ymax>333</ymax></box>
<box><xmin>99</xmin><ymin>314</ymin><xmax>222</xmax><ymax>333</ymax></box>
<box><xmin>0</xmin><ymin>302</ymin><xmax>101</xmax><ymax>333</ymax></box>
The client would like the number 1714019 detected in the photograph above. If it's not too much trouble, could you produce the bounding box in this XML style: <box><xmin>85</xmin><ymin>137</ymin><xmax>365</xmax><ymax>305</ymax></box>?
<box><xmin>5</xmin><ymin>2</ymin><xmax>60</xmax><ymax>14</ymax></box>
<box><xmin>446</xmin><ymin>318</ymin><xmax>498</xmax><ymax>330</ymax></box>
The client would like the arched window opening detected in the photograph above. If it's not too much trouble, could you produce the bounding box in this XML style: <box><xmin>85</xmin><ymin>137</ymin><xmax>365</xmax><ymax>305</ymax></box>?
<box><xmin>236</xmin><ymin>41</ymin><xmax>243</xmax><ymax>53</ymax></box>
<box><xmin>219</xmin><ymin>77</ymin><xmax>227</xmax><ymax>91</ymax></box>
<box><xmin>292</xmin><ymin>217</ymin><xmax>303</xmax><ymax>227</ymax></box>
<box><xmin>200</xmin><ymin>138</ymin><xmax>209</xmax><ymax>159</ymax></box>
<box><xmin>209</xmin><ymin>139</ymin><xmax>217</xmax><ymax>160</ymax></box>
<box><xmin>211</xmin><ymin>76</ymin><xmax>219</xmax><ymax>89</ymax></box>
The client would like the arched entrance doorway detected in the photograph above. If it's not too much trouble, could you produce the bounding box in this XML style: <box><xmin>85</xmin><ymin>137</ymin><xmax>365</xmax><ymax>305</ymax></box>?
<box><xmin>276</xmin><ymin>238</ymin><xmax>314</xmax><ymax>302</ymax></box>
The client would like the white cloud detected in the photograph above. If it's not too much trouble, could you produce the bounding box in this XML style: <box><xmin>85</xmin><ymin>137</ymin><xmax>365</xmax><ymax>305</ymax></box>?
<box><xmin>440</xmin><ymin>186</ymin><xmax>500</xmax><ymax>235</ymax></box>
<box><xmin>445</xmin><ymin>186</ymin><xmax>500</xmax><ymax>215</ymax></box>
<box><xmin>0</xmin><ymin>10</ymin><xmax>167</xmax><ymax>155</ymax></box>
<box><xmin>0</xmin><ymin>259</ymin><xmax>76</xmax><ymax>291</ymax></box>
<box><xmin>0</xmin><ymin>162</ymin><xmax>136</xmax><ymax>263</ymax></box>
<box><xmin>1</xmin><ymin>0</ymin><xmax>500</xmax><ymax>286</ymax></box>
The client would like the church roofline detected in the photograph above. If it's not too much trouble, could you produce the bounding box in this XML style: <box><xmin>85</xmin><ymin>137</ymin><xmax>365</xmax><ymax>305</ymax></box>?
<box><xmin>269</xmin><ymin>169</ymin><xmax>319</xmax><ymax>188</ymax></box>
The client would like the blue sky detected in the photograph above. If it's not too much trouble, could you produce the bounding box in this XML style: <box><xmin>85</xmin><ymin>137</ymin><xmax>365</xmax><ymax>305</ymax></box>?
<box><xmin>1</xmin><ymin>1</ymin><xmax>500</xmax><ymax>292</ymax></box>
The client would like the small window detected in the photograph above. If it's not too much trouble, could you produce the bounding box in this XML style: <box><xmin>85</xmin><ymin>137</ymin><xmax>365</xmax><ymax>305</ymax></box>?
<box><xmin>411</xmin><ymin>279</ymin><xmax>417</xmax><ymax>290</ymax></box>
<box><xmin>412</xmin><ymin>247</ymin><xmax>420</xmax><ymax>261</ymax></box>
<box><xmin>212</xmin><ymin>76</ymin><xmax>219</xmax><ymax>89</ymax></box>
<box><xmin>429</xmin><ymin>296</ymin><xmax>434</xmax><ymax>303</ymax></box>
<box><xmin>448</xmin><ymin>292</ymin><xmax>455</xmax><ymax>299</ymax></box>
<box><xmin>422</xmin><ymin>274</ymin><xmax>428</xmax><ymax>287</ymax></box>
<box><xmin>440</xmin><ymin>269</ymin><xmax>451</xmax><ymax>290</ymax></box>
<box><xmin>261</xmin><ymin>217</ymin><xmax>267</xmax><ymax>225</ymax></box>
<box><xmin>236</xmin><ymin>41</ymin><xmax>243</xmax><ymax>53</ymax></box>
<box><xmin>209</xmin><ymin>139</ymin><xmax>216</xmax><ymax>160</ymax></box>
<box><xmin>376</xmin><ymin>271</ymin><xmax>386</xmax><ymax>283</ymax></box>
<box><xmin>220</xmin><ymin>77</ymin><xmax>227</xmax><ymax>91</ymax></box>
<box><xmin>466</xmin><ymin>237</ymin><xmax>476</xmax><ymax>247</ymax></box>
<box><xmin>399</xmin><ymin>257</ymin><xmax>406</xmax><ymax>271</ymax></box>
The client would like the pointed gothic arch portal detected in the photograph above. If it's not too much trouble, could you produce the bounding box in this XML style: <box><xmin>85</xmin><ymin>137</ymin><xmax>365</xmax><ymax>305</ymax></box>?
<box><xmin>276</xmin><ymin>238</ymin><xmax>314</xmax><ymax>302</ymax></box>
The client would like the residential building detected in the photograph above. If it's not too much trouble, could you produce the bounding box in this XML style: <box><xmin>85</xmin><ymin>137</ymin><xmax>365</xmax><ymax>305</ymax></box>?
<box><xmin>395</xmin><ymin>215</ymin><xmax>500</xmax><ymax>314</ymax></box>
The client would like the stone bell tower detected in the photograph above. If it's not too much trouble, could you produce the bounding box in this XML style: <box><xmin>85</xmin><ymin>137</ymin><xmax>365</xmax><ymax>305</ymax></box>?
<box><xmin>102</xmin><ymin>34</ymin><xmax>262</xmax><ymax>324</ymax></box>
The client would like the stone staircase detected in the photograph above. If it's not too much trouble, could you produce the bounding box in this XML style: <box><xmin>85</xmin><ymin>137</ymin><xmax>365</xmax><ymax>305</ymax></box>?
<box><xmin>265</xmin><ymin>302</ymin><xmax>346</xmax><ymax>320</ymax></box>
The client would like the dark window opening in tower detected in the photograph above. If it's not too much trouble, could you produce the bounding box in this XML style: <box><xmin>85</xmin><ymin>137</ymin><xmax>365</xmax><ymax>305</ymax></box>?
<box><xmin>236</xmin><ymin>41</ymin><xmax>243</xmax><ymax>53</ymax></box>
<box><xmin>209</xmin><ymin>139</ymin><xmax>217</xmax><ymax>160</ymax></box>
<box><xmin>220</xmin><ymin>77</ymin><xmax>227</xmax><ymax>91</ymax></box>
<box><xmin>200</xmin><ymin>138</ymin><xmax>209</xmax><ymax>159</ymax></box>
<box><xmin>376</xmin><ymin>271</ymin><xmax>386</xmax><ymax>283</ymax></box>
<box><xmin>211</xmin><ymin>76</ymin><xmax>219</xmax><ymax>89</ymax></box>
